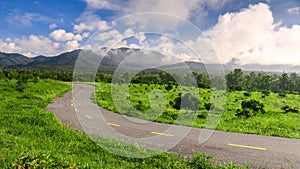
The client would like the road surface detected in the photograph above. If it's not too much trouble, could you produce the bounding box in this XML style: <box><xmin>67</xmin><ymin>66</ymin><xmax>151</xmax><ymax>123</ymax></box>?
<box><xmin>47</xmin><ymin>84</ymin><xmax>300</xmax><ymax>168</ymax></box>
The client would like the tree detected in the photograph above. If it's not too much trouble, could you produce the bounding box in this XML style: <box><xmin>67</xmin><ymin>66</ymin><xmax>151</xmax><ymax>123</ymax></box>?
<box><xmin>172</xmin><ymin>93</ymin><xmax>200</xmax><ymax>111</ymax></box>
<box><xmin>236</xmin><ymin>99</ymin><xmax>265</xmax><ymax>118</ymax></box>
<box><xmin>226</xmin><ymin>69</ymin><xmax>243</xmax><ymax>91</ymax></box>
<box><xmin>256</xmin><ymin>72</ymin><xmax>271</xmax><ymax>91</ymax></box>
<box><xmin>279</xmin><ymin>73</ymin><xmax>292</xmax><ymax>93</ymax></box>
<box><xmin>196</xmin><ymin>73</ymin><xmax>210</xmax><ymax>89</ymax></box>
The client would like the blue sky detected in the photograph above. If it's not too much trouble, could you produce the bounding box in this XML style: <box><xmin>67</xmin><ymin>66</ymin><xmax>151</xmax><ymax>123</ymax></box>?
<box><xmin>0</xmin><ymin>0</ymin><xmax>300</xmax><ymax>65</ymax></box>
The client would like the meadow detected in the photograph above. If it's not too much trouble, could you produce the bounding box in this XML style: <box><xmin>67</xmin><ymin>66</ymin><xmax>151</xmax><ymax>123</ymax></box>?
<box><xmin>0</xmin><ymin>80</ymin><xmax>247</xmax><ymax>168</ymax></box>
<box><xmin>95</xmin><ymin>82</ymin><xmax>300</xmax><ymax>138</ymax></box>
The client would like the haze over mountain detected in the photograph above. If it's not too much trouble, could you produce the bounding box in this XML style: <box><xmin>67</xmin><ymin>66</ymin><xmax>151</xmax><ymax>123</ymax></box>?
<box><xmin>0</xmin><ymin>48</ymin><xmax>299</xmax><ymax>73</ymax></box>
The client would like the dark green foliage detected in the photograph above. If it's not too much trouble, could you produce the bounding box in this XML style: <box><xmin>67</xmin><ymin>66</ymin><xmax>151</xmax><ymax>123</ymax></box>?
<box><xmin>172</xmin><ymin>93</ymin><xmax>200</xmax><ymax>111</ymax></box>
<box><xmin>193</xmin><ymin>72</ymin><xmax>210</xmax><ymax>89</ymax></box>
<box><xmin>197</xmin><ymin>111</ymin><xmax>208</xmax><ymax>119</ymax></box>
<box><xmin>165</xmin><ymin>85</ymin><xmax>173</xmax><ymax>91</ymax></box>
<box><xmin>278</xmin><ymin>93</ymin><xmax>286</xmax><ymax>97</ymax></box>
<box><xmin>281</xmin><ymin>105</ymin><xmax>299</xmax><ymax>113</ymax></box>
<box><xmin>189</xmin><ymin>153</ymin><xmax>214</xmax><ymax>169</ymax></box>
<box><xmin>156</xmin><ymin>111</ymin><xmax>178</xmax><ymax>123</ymax></box>
<box><xmin>204</xmin><ymin>102</ymin><xmax>212</xmax><ymax>110</ymax></box>
<box><xmin>243</xmin><ymin>92</ymin><xmax>250</xmax><ymax>97</ymax></box>
<box><xmin>262</xmin><ymin>90</ymin><xmax>270</xmax><ymax>96</ymax></box>
<box><xmin>135</xmin><ymin>100</ymin><xmax>150</xmax><ymax>112</ymax></box>
<box><xmin>236</xmin><ymin>100</ymin><xmax>265</xmax><ymax>118</ymax></box>
<box><xmin>226</xmin><ymin>69</ymin><xmax>243</xmax><ymax>91</ymax></box>
<box><xmin>226</xmin><ymin>69</ymin><xmax>300</xmax><ymax>94</ymax></box>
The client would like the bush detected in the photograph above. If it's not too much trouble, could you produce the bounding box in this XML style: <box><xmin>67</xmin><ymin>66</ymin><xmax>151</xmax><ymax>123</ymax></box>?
<box><xmin>189</xmin><ymin>153</ymin><xmax>215</xmax><ymax>169</ymax></box>
<box><xmin>262</xmin><ymin>90</ymin><xmax>270</xmax><ymax>96</ymax></box>
<box><xmin>278</xmin><ymin>93</ymin><xmax>286</xmax><ymax>97</ymax></box>
<box><xmin>236</xmin><ymin>99</ymin><xmax>265</xmax><ymax>118</ymax></box>
<box><xmin>243</xmin><ymin>92</ymin><xmax>251</xmax><ymax>97</ymax></box>
<box><xmin>165</xmin><ymin>85</ymin><xmax>173</xmax><ymax>91</ymax></box>
<box><xmin>204</xmin><ymin>102</ymin><xmax>212</xmax><ymax>110</ymax></box>
<box><xmin>172</xmin><ymin>93</ymin><xmax>199</xmax><ymax>111</ymax></box>
<box><xmin>281</xmin><ymin>105</ymin><xmax>299</xmax><ymax>113</ymax></box>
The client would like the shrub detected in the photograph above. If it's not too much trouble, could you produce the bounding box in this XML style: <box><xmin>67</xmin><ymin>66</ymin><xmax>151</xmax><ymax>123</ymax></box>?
<box><xmin>262</xmin><ymin>90</ymin><xmax>270</xmax><ymax>96</ymax></box>
<box><xmin>236</xmin><ymin>99</ymin><xmax>265</xmax><ymax>118</ymax></box>
<box><xmin>172</xmin><ymin>93</ymin><xmax>199</xmax><ymax>111</ymax></box>
<box><xmin>204</xmin><ymin>102</ymin><xmax>212</xmax><ymax>110</ymax></box>
<box><xmin>281</xmin><ymin>105</ymin><xmax>299</xmax><ymax>113</ymax></box>
<box><xmin>278</xmin><ymin>93</ymin><xmax>286</xmax><ymax>97</ymax></box>
<box><xmin>243</xmin><ymin>92</ymin><xmax>251</xmax><ymax>97</ymax></box>
<box><xmin>189</xmin><ymin>153</ymin><xmax>215</xmax><ymax>169</ymax></box>
<box><xmin>165</xmin><ymin>85</ymin><xmax>173</xmax><ymax>91</ymax></box>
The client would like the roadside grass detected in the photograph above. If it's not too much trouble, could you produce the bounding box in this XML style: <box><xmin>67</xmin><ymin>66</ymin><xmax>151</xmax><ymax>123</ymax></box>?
<box><xmin>0</xmin><ymin>80</ymin><xmax>247</xmax><ymax>168</ymax></box>
<box><xmin>95</xmin><ymin>82</ymin><xmax>300</xmax><ymax>138</ymax></box>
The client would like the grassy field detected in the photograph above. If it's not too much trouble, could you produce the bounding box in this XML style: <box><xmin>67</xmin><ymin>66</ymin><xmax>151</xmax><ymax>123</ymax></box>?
<box><xmin>0</xmin><ymin>80</ymin><xmax>248</xmax><ymax>168</ymax></box>
<box><xmin>95</xmin><ymin>82</ymin><xmax>300</xmax><ymax>138</ymax></box>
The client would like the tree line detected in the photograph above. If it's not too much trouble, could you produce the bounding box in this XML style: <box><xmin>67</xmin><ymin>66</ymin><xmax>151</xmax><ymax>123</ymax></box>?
<box><xmin>226</xmin><ymin>69</ymin><xmax>300</xmax><ymax>94</ymax></box>
<box><xmin>2</xmin><ymin>68</ymin><xmax>300</xmax><ymax>94</ymax></box>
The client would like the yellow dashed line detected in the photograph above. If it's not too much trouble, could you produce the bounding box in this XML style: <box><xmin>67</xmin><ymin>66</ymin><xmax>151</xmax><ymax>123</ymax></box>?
<box><xmin>84</xmin><ymin>115</ymin><xmax>92</xmax><ymax>119</ymax></box>
<box><xmin>151</xmin><ymin>132</ymin><xmax>173</xmax><ymax>137</ymax></box>
<box><xmin>75</xmin><ymin>109</ymin><xmax>79</xmax><ymax>112</ymax></box>
<box><xmin>228</xmin><ymin>143</ymin><xmax>267</xmax><ymax>151</ymax></box>
<box><xmin>70</xmin><ymin>104</ymin><xmax>74</xmax><ymax>106</ymax></box>
<box><xmin>107</xmin><ymin>122</ymin><xmax>120</xmax><ymax>127</ymax></box>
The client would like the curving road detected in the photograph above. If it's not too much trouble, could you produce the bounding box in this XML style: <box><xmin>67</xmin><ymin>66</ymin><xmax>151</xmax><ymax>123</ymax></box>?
<box><xmin>47</xmin><ymin>84</ymin><xmax>300</xmax><ymax>169</ymax></box>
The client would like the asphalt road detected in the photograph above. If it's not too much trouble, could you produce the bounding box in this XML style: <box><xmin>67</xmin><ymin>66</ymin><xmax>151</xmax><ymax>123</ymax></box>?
<box><xmin>47</xmin><ymin>84</ymin><xmax>300</xmax><ymax>169</ymax></box>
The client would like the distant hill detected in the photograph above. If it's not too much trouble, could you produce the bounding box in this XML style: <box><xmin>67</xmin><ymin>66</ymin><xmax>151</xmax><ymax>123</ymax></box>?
<box><xmin>0</xmin><ymin>52</ymin><xmax>34</xmax><ymax>68</ymax></box>
<box><xmin>0</xmin><ymin>48</ymin><xmax>299</xmax><ymax>73</ymax></box>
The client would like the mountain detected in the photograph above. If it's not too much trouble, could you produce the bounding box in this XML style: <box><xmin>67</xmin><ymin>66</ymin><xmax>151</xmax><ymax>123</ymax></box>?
<box><xmin>0</xmin><ymin>52</ymin><xmax>34</xmax><ymax>68</ymax></box>
<box><xmin>0</xmin><ymin>48</ymin><xmax>299</xmax><ymax>73</ymax></box>
<box><xmin>24</xmin><ymin>50</ymin><xmax>81</xmax><ymax>70</ymax></box>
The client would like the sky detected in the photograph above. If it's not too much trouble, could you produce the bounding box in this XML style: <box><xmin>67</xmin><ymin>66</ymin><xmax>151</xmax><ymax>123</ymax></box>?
<box><xmin>0</xmin><ymin>0</ymin><xmax>300</xmax><ymax>65</ymax></box>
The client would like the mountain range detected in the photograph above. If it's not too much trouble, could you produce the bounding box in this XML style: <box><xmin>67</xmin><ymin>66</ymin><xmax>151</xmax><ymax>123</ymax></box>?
<box><xmin>0</xmin><ymin>48</ymin><xmax>299</xmax><ymax>73</ymax></box>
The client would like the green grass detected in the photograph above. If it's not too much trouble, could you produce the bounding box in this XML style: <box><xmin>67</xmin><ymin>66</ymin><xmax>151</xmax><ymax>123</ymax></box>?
<box><xmin>0</xmin><ymin>80</ymin><xmax>247</xmax><ymax>168</ymax></box>
<box><xmin>95</xmin><ymin>82</ymin><xmax>300</xmax><ymax>138</ymax></box>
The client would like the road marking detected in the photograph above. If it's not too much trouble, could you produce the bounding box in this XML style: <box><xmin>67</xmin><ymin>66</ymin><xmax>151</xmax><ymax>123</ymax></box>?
<box><xmin>84</xmin><ymin>115</ymin><xmax>92</xmax><ymax>119</ymax></box>
<box><xmin>74</xmin><ymin>109</ymin><xmax>79</xmax><ymax>112</ymax></box>
<box><xmin>228</xmin><ymin>143</ymin><xmax>267</xmax><ymax>151</ymax></box>
<box><xmin>70</xmin><ymin>104</ymin><xmax>74</xmax><ymax>106</ymax></box>
<box><xmin>151</xmin><ymin>132</ymin><xmax>174</xmax><ymax>137</ymax></box>
<box><xmin>71</xmin><ymin>100</ymin><xmax>74</xmax><ymax>103</ymax></box>
<box><xmin>107</xmin><ymin>122</ymin><xmax>120</xmax><ymax>127</ymax></box>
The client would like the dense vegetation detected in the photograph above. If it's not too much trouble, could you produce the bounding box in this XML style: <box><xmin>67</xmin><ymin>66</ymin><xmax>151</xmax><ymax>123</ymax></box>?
<box><xmin>0</xmin><ymin>79</ymin><xmax>249</xmax><ymax>168</ymax></box>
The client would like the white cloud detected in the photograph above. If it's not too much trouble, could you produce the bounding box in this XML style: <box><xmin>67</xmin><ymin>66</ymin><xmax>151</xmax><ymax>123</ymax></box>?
<box><xmin>6</xmin><ymin>10</ymin><xmax>56</xmax><ymax>26</ymax></box>
<box><xmin>73</xmin><ymin>12</ymin><xmax>111</xmax><ymax>34</ymax></box>
<box><xmin>0</xmin><ymin>34</ymin><xmax>83</xmax><ymax>57</ymax></box>
<box><xmin>201</xmin><ymin>3</ymin><xmax>300</xmax><ymax>65</ymax></box>
<box><xmin>13</xmin><ymin>35</ymin><xmax>57</xmax><ymax>57</ymax></box>
<box><xmin>73</xmin><ymin>22</ymin><xmax>94</xmax><ymax>33</ymax></box>
<box><xmin>80</xmin><ymin>0</ymin><xmax>231</xmax><ymax>32</ymax></box>
<box><xmin>65</xmin><ymin>40</ymin><xmax>80</xmax><ymax>50</ymax></box>
<box><xmin>82</xmin><ymin>32</ymin><xmax>90</xmax><ymax>38</ymax></box>
<box><xmin>134</xmin><ymin>32</ymin><xmax>146</xmax><ymax>44</ymax></box>
<box><xmin>49</xmin><ymin>23</ymin><xmax>58</xmax><ymax>29</ymax></box>
<box><xmin>84</xmin><ymin>0</ymin><xmax>113</xmax><ymax>9</ymax></box>
<box><xmin>0</xmin><ymin>40</ymin><xmax>21</xmax><ymax>53</ymax></box>
<box><xmin>49</xmin><ymin>29</ymin><xmax>83</xmax><ymax>42</ymax></box>
<box><xmin>288</xmin><ymin>7</ymin><xmax>300</xmax><ymax>14</ymax></box>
